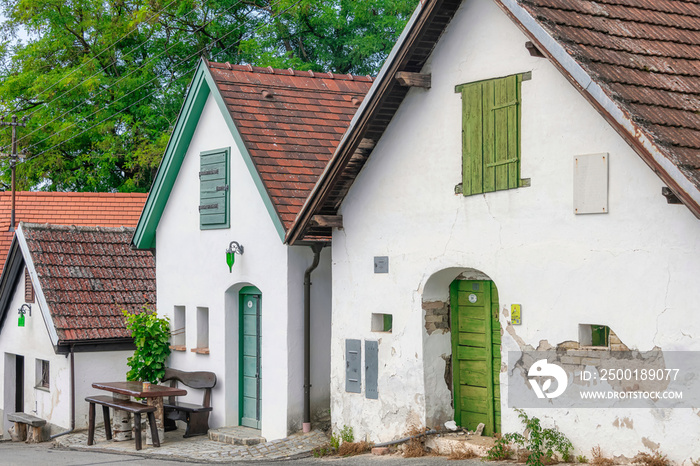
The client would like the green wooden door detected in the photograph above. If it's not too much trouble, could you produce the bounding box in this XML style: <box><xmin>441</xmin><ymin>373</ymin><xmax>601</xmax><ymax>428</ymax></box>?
<box><xmin>450</xmin><ymin>280</ymin><xmax>501</xmax><ymax>435</ymax></box>
<box><xmin>240</xmin><ymin>290</ymin><xmax>262</xmax><ymax>429</ymax></box>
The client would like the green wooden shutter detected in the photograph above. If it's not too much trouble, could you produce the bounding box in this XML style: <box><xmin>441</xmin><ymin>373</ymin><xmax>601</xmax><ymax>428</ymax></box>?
<box><xmin>199</xmin><ymin>148</ymin><xmax>230</xmax><ymax>229</ymax></box>
<box><xmin>457</xmin><ymin>74</ymin><xmax>521</xmax><ymax>195</ymax></box>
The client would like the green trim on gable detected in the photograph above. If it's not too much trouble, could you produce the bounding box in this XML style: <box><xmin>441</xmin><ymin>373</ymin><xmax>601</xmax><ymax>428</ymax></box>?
<box><xmin>132</xmin><ymin>59</ymin><xmax>286</xmax><ymax>249</ymax></box>
<box><xmin>201</xmin><ymin>69</ymin><xmax>286</xmax><ymax>241</ymax></box>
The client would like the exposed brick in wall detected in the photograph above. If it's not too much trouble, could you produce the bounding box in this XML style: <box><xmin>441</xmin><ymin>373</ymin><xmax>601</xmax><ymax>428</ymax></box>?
<box><xmin>609</xmin><ymin>329</ymin><xmax>629</xmax><ymax>352</ymax></box>
<box><xmin>423</xmin><ymin>300</ymin><xmax>450</xmax><ymax>335</ymax></box>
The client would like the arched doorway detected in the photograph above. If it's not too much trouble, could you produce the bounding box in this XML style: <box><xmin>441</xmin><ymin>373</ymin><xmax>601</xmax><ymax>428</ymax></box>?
<box><xmin>421</xmin><ymin>268</ymin><xmax>501</xmax><ymax>436</ymax></box>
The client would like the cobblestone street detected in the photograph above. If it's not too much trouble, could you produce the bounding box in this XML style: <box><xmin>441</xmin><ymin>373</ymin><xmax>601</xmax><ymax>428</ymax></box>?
<box><xmin>55</xmin><ymin>427</ymin><xmax>329</xmax><ymax>462</ymax></box>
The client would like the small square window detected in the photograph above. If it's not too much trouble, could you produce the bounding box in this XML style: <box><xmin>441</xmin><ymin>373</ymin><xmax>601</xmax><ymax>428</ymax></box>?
<box><xmin>371</xmin><ymin>313</ymin><xmax>392</xmax><ymax>333</ymax></box>
<box><xmin>579</xmin><ymin>324</ymin><xmax>610</xmax><ymax>347</ymax></box>
<box><xmin>35</xmin><ymin>359</ymin><xmax>49</xmax><ymax>390</ymax></box>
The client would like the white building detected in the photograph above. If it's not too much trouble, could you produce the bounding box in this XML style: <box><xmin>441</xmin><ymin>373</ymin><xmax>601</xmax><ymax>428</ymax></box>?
<box><xmin>0</xmin><ymin>223</ymin><xmax>154</xmax><ymax>436</ymax></box>
<box><xmin>288</xmin><ymin>0</ymin><xmax>700</xmax><ymax>460</ymax></box>
<box><xmin>132</xmin><ymin>60</ymin><xmax>372</xmax><ymax>440</ymax></box>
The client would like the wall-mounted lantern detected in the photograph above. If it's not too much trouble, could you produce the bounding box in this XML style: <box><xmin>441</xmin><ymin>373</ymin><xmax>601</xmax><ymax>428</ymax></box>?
<box><xmin>18</xmin><ymin>303</ymin><xmax>31</xmax><ymax>327</ymax></box>
<box><xmin>225</xmin><ymin>241</ymin><xmax>244</xmax><ymax>273</ymax></box>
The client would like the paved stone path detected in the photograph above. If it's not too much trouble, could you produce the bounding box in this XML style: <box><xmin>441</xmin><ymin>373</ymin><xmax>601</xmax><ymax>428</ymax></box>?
<box><xmin>55</xmin><ymin>426</ymin><xmax>329</xmax><ymax>462</ymax></box>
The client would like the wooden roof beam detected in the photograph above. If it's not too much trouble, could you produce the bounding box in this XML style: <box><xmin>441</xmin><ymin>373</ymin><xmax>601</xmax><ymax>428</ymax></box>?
<box><xmin>395</xmin><ymin>71</ymin><xmax>431</xmax><ymax>89</ymax></box>
<box><xmin>310</xmin><ymin>215</ymin><xmax>343</xmax><ymax>228</ymax></box>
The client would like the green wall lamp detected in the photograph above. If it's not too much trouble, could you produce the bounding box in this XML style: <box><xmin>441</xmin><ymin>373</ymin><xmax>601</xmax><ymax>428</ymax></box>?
<box><xmin>226</xmin><ymin>241</ymin><xmax>244</xmax><ymax>273</ymax></box>
<box><xmin>18</xmin><ymin>303</ymin><xmax>31</xmax><ymax>327</ymax></box>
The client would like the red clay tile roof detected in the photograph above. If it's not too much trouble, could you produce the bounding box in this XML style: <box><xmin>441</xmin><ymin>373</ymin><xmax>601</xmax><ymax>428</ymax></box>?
<box><xmin>517</xmin><ymin>0</ymin><xmax>700</xmax><ymax>191</ymax></box>
<box><xmin>206</xmin><ymin>61</ymin><xmax>373</xmax><ymax>231</ymax></box>
<box><xmin>21</xmin><ymin>223</ymin><xmax>155</xmax><ymax>343</ymax></box>
<box><xmin>0</xmin><ymin>192</ymin><xmax>147</xmax><ymax>274</ymax></box>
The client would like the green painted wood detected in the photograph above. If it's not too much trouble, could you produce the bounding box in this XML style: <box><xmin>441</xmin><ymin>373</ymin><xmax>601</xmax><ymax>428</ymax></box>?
<box><xmin>482</xmin><ymin>80</ymin><xmax>496</xmax><ymax>193</ymax></box>
<box><xmin>462</xmin><ymin>83</ymin><xmax>483</xmax><ymax>196</ymax></box>
<box><xmin>457</xmin><ymin>303</ymin><xmax>484</xmax><ymax>320</ymax></box>
<box><xmin>507</xmin><ymin>75</ymin><xmax>521</xmax><ymax>189</ymax></box>
<box><xmin>449</xmin><ymin>281</ymin><xmax>462</xmax><ymax>427</ymax></box>
<box><xmin>459</xmin><ymin>332</ymin><xmax>486</xmax><ymax>347</ymax></box>
<box><xmin>240</xmin><ymin>291</ymin><xmax>261</xmax><ymax>429</ymax></box>
<box><xmin>451</xmin><ymin>279</ymin><xmax>501</xmax><ymax>436</ymax></box>
<box><xmin>456</xmin><ymin>74</ymin><xmax>521</xmax><ymax>199</ymax></box>
<box><xmin>457</xmin><ymin>290</ymin><xmax>485</xmax><ymax>307</ymax></box>
<box><xmin>200</xmin><ymin>148</ymin><xmax>230</xmax><ymax>229</ymax></box>
<box><xmin>494</xmin><ymin>78</ymin><xmax>508</xmax><ymax>191</ymax></box>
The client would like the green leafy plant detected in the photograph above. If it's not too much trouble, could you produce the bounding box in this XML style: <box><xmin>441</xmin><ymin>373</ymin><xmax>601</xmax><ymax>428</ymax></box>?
<box><xmin>124</xmin><ymin>307</ymin><xmax>171</xmax><ymax>383</ymax></box>
<box><xmin>330</xmin><ymin>433</ymin><xmax>341</xmax><ymax>451</ymax></box>
<box><xmin>501</xmin><ymin>409</ymin><xmax>573</xmax><ymax>466</ymax></box>
<box><xmin>486</xmin><ymin>434</ymin><xmax>514</xmax><ymax>460</ymax></box>
<box><xmin>329</xmin><ymin>425</ymin><xmax>354</xmax><ymax>452</ymax></box>
<box><xmin>578</xmin><ymin>455</ymin><xmax>589</xmax><ymax>463</ymax></box>
<box><xmin>340</xmin><ymin>425</ymin><xmax>354</xmax><ymax>443</ymax></box>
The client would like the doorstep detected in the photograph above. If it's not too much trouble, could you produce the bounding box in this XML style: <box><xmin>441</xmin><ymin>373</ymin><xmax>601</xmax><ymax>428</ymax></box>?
<box><xmin>425</xmin><ymin>431</ymin><xmax>496</xmax><ymax>456</ymax></box>
<box><xmin>209</xmin><ymin>426</ymin><xmax>266</xmax><ymax>445</ymax></box>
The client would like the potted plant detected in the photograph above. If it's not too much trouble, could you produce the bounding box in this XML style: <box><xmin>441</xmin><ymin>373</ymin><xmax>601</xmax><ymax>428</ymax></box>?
<box><xmin>123</xmin><ymin>307</ymin><xmax>171</xmax><ymax>385</ymax></box>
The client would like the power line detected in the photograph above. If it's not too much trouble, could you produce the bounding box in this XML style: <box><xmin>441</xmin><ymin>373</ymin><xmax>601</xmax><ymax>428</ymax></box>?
<box><xmin>19</xmin><ymin>0</ymin><xmax>301</xmax><ymax>165</ymax></box>
<box><xmin>9</xmin><ymin>0</ymin><xmax>253</xmax><ymax>150</ymax></box>
<box><xmin>18</xmin><ymin>0</ymin><xmax>275</xmax><ymax>157</ymax></box>
<box><xmin>5</xmin><ymin>0</ymin><xmax>182</xmax><ymax>116</ymax></box>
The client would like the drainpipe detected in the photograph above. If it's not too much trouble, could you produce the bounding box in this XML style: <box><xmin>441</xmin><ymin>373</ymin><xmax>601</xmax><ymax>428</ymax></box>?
<box><xmin>303</xmin><ymin>244</ymin><xmax>323</xmax><ymax>433</ymax></box>
<box><xmin>50</xmin><ymin>345</ymin><xmax>75</xmax><ymax>439</ymax></box>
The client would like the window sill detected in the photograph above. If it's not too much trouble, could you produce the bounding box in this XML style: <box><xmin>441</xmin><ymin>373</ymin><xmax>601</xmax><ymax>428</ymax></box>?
<box><xmin>578</xmin><ymin>346</ymin><xmax>610</xmax><ymax>351</ymax></box>
<box><xmin>34</xmin><ymin>386</ymin><xmax>49</xmax><ymax>392</ymax></box>
<box><xmin>191</xmin><ymin>347</ymin><xmax>210</xmax><ymax>355</ymax></box>
<box><xmin>169</xmin><ymin>345</ymin><xmax>186</xmax><ymax>352</ymax></box>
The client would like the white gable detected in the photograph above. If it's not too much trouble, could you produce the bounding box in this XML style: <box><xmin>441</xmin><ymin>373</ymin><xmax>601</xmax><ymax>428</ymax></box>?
<box><xmin>329</xmin><ymin>0</ymin><xmax>700</xmax><ymax>459</ymax></box>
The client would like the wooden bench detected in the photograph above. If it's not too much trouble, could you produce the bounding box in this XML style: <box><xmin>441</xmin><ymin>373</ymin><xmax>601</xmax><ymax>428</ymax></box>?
<box><xmin>8</xmin><ymin>412</ymin><xmax>46</xmax><ymax>443</ymax></box>
<box><xmin>85</xmin><ymin>395</ymin><xmax>159</xmax><ymax>450</ymax></box>
<box><xmin>162</xmin><ymin>368</ymin><xmax>216</xmax><ymax>438</ymax></box>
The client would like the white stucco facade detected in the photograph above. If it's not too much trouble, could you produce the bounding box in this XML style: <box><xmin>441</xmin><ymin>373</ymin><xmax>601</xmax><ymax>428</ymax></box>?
<box><xmin>0</xmin><ymin>264</ymin><xmax>130</xmax><ymax>435</ymax></box>
<box><xmin>329</xmin><ymin>0</ymin><xmax>700</xmax><ymax>460</ymax></box>
<box><xmin>155</xmin><ymin>94</ymin><xmax>332</xmax><ymax>441</ymax></box>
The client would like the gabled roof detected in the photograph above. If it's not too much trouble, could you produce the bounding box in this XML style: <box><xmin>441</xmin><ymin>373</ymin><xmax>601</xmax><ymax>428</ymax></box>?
<box><xmin>287</xmin><ymin>0</ymin><xmax>700</xmax><ymax>244</ymax></box>
<box><xmin>0</xmin><ymin>223</ymin><xmax>155</xmax><ymax>351</ymax></box>
<box><xmin>132</xmin><ymin>59</ymin><xmax>372</xmax><ymax>248</ymax></box>
<box><xmin>0</xmin><ymin>192</ymin><xmax>147</xmax><ymax>273</ymax></box>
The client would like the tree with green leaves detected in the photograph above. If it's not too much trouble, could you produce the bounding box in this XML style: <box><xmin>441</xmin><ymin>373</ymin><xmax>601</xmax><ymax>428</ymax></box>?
<box><xmin>0</xmin><ymin>0</ymin><xmax>416</xmax><ymax>192</ymax></box>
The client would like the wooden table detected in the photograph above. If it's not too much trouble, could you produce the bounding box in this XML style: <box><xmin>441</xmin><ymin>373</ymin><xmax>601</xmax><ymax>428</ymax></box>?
<box><xmin>92</xmin><ymin>382</ymin><xmax>187</xmax><ymax>444</ymax></box>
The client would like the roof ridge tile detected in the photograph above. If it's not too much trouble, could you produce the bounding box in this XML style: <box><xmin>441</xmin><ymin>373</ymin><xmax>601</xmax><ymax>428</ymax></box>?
<box><xmin>208</xmin><ymin>60</ymin><xmax>374</xmax><ymax>83</ymax></box>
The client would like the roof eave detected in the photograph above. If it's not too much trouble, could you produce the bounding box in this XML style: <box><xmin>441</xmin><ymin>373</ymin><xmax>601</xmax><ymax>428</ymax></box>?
<box><xmin>494</xmin><ymin>0</ymin><xmax>700</xmax><ymax>219</ymax></box>
<box><xmin>132</xmin><ymin>59</ymin><xmax>213</xmax><ymax>250</ymax></box>
<box><xmin>0</xmin><ymin>233</ymin><xmax>24</xmax><ymax>335</ymax></box>
<box><xmin>285</xmin><ymin>0</ymin><xmax>437</xmax><ymax>245</ymax></box>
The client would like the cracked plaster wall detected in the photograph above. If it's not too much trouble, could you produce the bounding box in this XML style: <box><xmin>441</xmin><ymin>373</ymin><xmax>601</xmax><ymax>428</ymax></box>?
<box><xmin>329</xmin><ymin>0</ymin><xmax>700</xmax><ymax>459</ymax></box>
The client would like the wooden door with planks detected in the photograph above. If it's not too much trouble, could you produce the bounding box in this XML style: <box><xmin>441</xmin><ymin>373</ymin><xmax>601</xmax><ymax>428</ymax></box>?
<box><xmin>450</xmin><ymin>280</ymin><xmax>501</xmax><ymax>435</ymax></box>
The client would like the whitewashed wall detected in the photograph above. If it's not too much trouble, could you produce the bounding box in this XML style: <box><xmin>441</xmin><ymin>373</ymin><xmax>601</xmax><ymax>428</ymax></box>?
<box><xmin>156</xmin><ymin>93</ymin><xmax>332</xmax><ymax>440</ymax></box>
<box><xmin>329</xmin><ymin>0</ymin><xmax>700</xmax><ymax>460</ymax></box>
<box><xmin>0</xmin><ymin>265</ymin><xmax>129</xmax><ymax>433</ymax></box>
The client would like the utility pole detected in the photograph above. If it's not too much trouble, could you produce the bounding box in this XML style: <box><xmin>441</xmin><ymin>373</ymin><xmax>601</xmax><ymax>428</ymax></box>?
<box><xmin>0</xmin><ymin>115</ymin><xmax>27</xmax><ymax>232</ymax></box>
